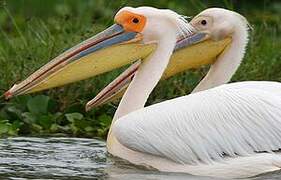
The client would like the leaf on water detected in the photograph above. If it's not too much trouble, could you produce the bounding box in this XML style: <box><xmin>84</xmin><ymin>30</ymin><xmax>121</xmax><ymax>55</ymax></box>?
<box><xmin>6</xmin><ymin>106</ymin><xmax>22</xmax><ymax>119</ymax></box>
<box><xmin>22</xmin><ymin>112</ymin><xmax>37</xmax><ymax>124</ymax></box>
<box><xmin>37</xmin><ymin>114</ymin><xmax>53</xmax><ymax>129</ymax></box>
<box><xmin>27</xmin><ymin>95</ymin><xmax>50</xmax><ymax>115</ymax></box>
<box><xmin>0</xmin><ymin>120</ymin><xmax>18</xmax><ymax>136</ymax></box>
<box><xmin>0</xmin><ymin>121</ymin><xmax>10</xmax><ymax>135</ymax></box>
<box><xmin>65</xmin><ymin>113</ymin><xmax>84</xmax><ymax>123</ymax></box>
<box><xmin>98</xmin><ymin>114</ymin><xmax>112</xmax><ymax>127</ymax></box>
<box><xmin>50</xmin><ymin>124</ymin><xmax>58</xmax><ymax>132</ymax></box>
<box><xmin>85</xmin><ymin>126</ymin><xmax>94</xmax><ymax>132</ymax></box>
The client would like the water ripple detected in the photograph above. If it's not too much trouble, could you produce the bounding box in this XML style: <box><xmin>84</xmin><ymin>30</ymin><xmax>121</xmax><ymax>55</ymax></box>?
<box><xmin>0</xmin><ymin>137</ymin><xmax>107</xmax><ymax>179</ymax></box>
<box><xmin>0</xmin><ymin>137</ymin><xmax>280</xmax><ymax>180</ymax></box>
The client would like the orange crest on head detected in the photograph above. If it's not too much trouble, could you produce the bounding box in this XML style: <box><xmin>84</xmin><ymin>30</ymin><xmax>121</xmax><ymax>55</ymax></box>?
<box><xmin>114</xmin><ymin>10</ymin><xmax>146</xmax><ymax>33</ymax></box>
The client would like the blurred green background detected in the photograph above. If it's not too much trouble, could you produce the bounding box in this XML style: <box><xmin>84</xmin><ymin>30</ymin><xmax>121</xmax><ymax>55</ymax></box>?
<box><xmin>0</xmin><ymin>0</ymin><xmax>280</xmax><ymax>138</ymax></box>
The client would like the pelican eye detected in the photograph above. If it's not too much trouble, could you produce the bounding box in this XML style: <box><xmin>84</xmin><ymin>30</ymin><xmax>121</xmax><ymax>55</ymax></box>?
<box><xmin>132</xmin><ymin>18</ymin><xmax>139</xmax><ymax>24</ymax></box>
<box><xmin>201</xmin><ymin>20</ymin><xmax>207</xmax><ymax>25</ymax></box>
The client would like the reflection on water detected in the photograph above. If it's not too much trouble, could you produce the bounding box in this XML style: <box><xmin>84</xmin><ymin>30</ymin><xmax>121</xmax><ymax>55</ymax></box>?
<box><xmin>0</xmin><ymin>137</ymin><xmax>107</xmax><ymax>179</ymax></box>
<box><xmin>0</xmin><ymin>137</ymin><xmax>280</xmax><ymax>180</ymax></box>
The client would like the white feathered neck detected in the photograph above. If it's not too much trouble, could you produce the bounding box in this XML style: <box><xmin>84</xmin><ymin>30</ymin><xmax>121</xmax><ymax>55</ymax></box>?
<box><xmin>108</xmin><ymin>7</ymin><xmax>193</xmax><ymax>152</ymax></box>
<box><xmin>112</xmin><ymin>7</ymin><xmax>193</xmax><ymax>121</ymax></box>
<box><xmin>193</xmin><ymin>11</ymin><xmax>250</xmax><ymax>93</ymax></box>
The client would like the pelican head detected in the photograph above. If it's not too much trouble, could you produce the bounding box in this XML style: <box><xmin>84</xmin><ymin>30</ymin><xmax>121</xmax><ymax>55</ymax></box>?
<box><xmin>86</xmin><ymin>8</ymin><xmax>249</xmax><ymax>110</ymax></box>
<box><xmin>5</xmin><ymin>7</ymin><xmax>231</xmax><ymax>100</ymax></box>
<box><xmin>190</xmin><ymin>8</ymin><xmax>250</xmax><ymax>41</ymax></box>
<box><xmin>115</xmin><ymin>7</ymin><xmax>193</xmax><ymax>43</ymax></box>
<box><xmin>4</xmin><ymin>7</ymin><xmax>153</xmax><ymax>98</ymax></box>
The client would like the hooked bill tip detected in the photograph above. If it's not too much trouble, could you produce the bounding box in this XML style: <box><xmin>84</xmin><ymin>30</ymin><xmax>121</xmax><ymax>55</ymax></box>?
<box><xmin>85</xmin><ymin>101</ymin><xmax>98</xmax><ymax>112</ymax></box>
<box><xmin>4</xmin><ymin>91</ymin><xmax>13</xmax><ymax>100</ymax></box>
<box><xmin>85</xmin><ymin>105</ymin><xmax>91</xmax><ymax>112</ymax></box>
<box><xmin>85</xmin><ymin>104</ymin><xmax>92</xmax><ymax>112</ymax></box>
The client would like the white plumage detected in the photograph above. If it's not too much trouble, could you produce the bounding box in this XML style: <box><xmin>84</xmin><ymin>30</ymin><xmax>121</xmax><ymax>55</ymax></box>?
<box><xmin>103</xmin><ymin>7</ymin><xmax>281</xmax><ymax>178</ymax></box>
<box><xmin>114</xmin><ymin>81</ymin><xmax>281</xmax><ymax>166</ymax></box>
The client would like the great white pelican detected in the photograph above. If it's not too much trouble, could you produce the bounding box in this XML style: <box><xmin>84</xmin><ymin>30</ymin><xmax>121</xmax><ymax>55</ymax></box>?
<box><xmin>85</xmin><ymin>7</ymin><xmax>281</xmax><ymax>179</ymax></box>
<box><xmin>4</xmin><ymin>6</ymin><xmax>281</xmax><ymax>179</ymax></box>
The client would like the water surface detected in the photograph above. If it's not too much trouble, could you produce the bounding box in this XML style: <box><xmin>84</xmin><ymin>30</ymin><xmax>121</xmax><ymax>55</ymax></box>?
<box><xmin>0</xmin><ymin>137</ymin><xmax>280</xmax><ymax>179</ymax></box>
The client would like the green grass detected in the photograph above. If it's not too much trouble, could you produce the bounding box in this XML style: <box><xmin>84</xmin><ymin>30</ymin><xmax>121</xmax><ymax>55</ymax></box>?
<box><xmin>0</xmin><ymin>0</ymin><xmax>280</xmax><ymax>137</ymax></box>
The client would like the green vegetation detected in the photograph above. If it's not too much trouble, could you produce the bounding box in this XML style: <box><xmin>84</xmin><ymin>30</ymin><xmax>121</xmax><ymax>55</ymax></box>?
<box><xmin>0</xmin><ymin>0</ymin><xmax>280</xmax><ymax>138</ymax></box>
<box><xmin>0</xmin><ymin>94</ymin><xmax>112</xmax><ymax>137</ymax></box>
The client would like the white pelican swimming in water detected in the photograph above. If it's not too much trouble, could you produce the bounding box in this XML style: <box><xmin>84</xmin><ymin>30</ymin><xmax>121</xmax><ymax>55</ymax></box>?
<box><xmin>85</xmin><ymin>8</ymin><xmax>281</xmax><ymax>178</ymax></box>
<box><xmin>5</xmin><ymin>7</ymin><xmax>281</xmax><ymax>179</ymax></box>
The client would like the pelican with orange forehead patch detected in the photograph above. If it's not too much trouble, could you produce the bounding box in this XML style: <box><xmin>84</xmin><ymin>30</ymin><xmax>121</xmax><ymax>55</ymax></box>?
<box><xmin>8</xmin><ymin>6</ymin><xmax>281</xmax><ymax>179</ymax></box>
<box><xmin>5</xmin><ymin>6</ymin><xmax>229</xmax><ymax>99</ymax></box>
<box><xmin>115</xmin><ymin>9</ymin><xmax>147</xmax><ymax>33</ymax></box>
<box><xmin>85</xmin><ymin>8</ymin><xmax>281</xmax><ymax>179</ymax></box>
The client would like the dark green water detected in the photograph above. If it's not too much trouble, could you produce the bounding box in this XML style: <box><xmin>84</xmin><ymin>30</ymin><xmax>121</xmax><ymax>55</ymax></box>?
<box><xmin>0</xmin><ymin>137</ymin><xmax>280</xmax><ymax>180</ymax></box>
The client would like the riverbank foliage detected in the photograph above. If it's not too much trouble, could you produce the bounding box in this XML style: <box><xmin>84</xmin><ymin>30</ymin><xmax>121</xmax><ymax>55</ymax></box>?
<box><xmin>0</xmin><ymin>0</ymin><xmax>280</xmax><ymax>138</ymax></box>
